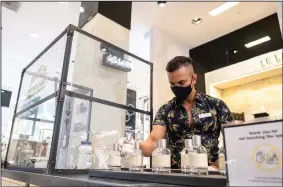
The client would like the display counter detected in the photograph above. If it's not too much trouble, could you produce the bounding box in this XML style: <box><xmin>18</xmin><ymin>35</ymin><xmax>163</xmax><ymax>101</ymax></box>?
<box><xmin>2</xmin><ymin>169</ymin><xmax>226</xmax><ymax>187</ymax></box>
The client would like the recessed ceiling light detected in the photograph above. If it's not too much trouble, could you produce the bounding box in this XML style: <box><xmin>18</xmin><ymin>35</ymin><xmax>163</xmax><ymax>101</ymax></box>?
<box><xmin>157</xmin><ymin>1</ymin><xmax>166</xmax><ymax>7</ymax></box>
<box><xmin>80</xmin><ymin>7</ymin><xmax>84</xmax><ymax>13</ymax></box>
<box><xmin>233</xmin><ymin>49</ymin><xmax>238</xmax><ymax>54</ymax></box>
<box><xmin>191</xmin><ymin>17</ymin><xmax>202</xmax><ymax>25</ymax></box>
<box><xmin>209</xmin><ymin>2</ymin><xmax>239</xmax><ymax>17</ymax></box>
<box><xmin>30</xmin><ymin>33</ymin><xmax>39</xmax><ymax>38</ymax></box>
<box><xmin>12</xmin><ymin>54</ymin><xmax>21</xmax><ymax>59</ymax></box>
<box><xmin>245</xmin><ymin>36</ymin><xmax>271</xmax><ymax>48</ymax></box>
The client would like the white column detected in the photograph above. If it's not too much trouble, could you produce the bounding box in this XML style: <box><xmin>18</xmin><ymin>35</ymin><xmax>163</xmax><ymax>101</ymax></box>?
<box><xmin>150</xmin><ymin>29</ymin><xmax>190</xmax><ymax>115</ymax></box>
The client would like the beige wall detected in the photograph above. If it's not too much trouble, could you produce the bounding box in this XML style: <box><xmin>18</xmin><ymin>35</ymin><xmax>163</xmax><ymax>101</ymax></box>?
<box><xmin>222</xmin><ymin>75</ymin><xmax>282</xmax><ymax>122</ymax></box>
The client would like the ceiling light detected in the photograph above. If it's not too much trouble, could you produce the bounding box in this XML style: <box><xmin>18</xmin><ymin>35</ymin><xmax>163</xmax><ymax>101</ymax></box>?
<box><xmin>245</xmin><ymin>36</ymin><xmax>271</xmax><ymax>48</ymax></box>
<box><xmin>233</xmin><ymin>50</ymin><xmax>238</xmax><ymax>54</ymax></box>
<box><xmin>12</xmin><ymin>54</ymin><xmax>21</xmax><ymax>59</ymax></box>
<box><xmin>59</xmin><ymin>2</ymin><xmax>68</xmax><ymax>5</ymax></box>
<box><xmin>209</xmin><ymin>2</ymin><xmax>239</xmax><ymax>17</ymax></box>
<box><xmin>191</xmin><ymin>17</ymin><xmax>202</xmax><ymax>25</ymax></box>
<box><xmin>30</xmin><ymin>33</ymin><xmax>39</xmax><ymax>38</ymax></box>
<box><xmin>80</xmin><ymin>7</ymin><xmax>84</xmax><ymax>13</ymax></box>
<box><xmin>157</xmin><ymin>1</ymin><xmax>166</xmax><ymax>7</ymax></box>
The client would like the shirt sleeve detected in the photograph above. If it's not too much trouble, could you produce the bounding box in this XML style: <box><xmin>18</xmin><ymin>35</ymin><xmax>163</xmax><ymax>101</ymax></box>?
<box><xmin>215</xmin><ymin>99</ymin><xmax>234</xmax><ymax>127</ymax></box>
<box><xmin>153</xmin><ymin>104</ymin><xmax>169</xmax><ymax>127</ymax></box>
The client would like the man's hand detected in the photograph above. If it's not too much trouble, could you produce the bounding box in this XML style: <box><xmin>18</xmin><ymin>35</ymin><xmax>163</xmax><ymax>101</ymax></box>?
<box><xmin>140</xmin><ymin>125</ymin><xmax>166</xmax><ymax>157</ymax></box>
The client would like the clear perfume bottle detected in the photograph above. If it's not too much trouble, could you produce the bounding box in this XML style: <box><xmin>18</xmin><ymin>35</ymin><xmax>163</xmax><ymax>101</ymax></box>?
<box><xmin>108</xmin><ymin>143</ymin><xmax>121</xmax><ymax>171</ymax></box>
<box><xmin>121</xmin><ymin>133</ymin><xmax>134</xmax><ymax>169</ymax></box>
<box><xmin>218</xmin><ymin>146</ymin><xmax>226</xmax><ymax>175</ymax></box>
<box><xmin>191</xmin><ymin>135</ymin><xmax>208</xmax><ymax>174</ymax></box>
<box><xmin>129</xmin><ymin>141</ymin><xmax>143</xmax><ymax>172</ymax></box>
<box><xmin>180</xmin><ymin>139</ymin><xmax>195</xmax><ymax>174</ymax></box>
<box><xmin>152</xmin><ymin>139</ymin><xmax>171</xmax><ymax>173</ymax></box>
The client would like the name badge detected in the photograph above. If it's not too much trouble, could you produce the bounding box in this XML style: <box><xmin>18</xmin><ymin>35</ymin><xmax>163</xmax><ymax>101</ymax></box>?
<box><xmin>199</xmin><ymin>113</ymin><xmax>212</xmax><ymax>119</ymax></box>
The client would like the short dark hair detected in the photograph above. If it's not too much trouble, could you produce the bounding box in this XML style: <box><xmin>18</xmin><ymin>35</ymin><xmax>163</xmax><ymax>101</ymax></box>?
<box><xmin>166</xmin><ymin>56</ymin><xmax>194</xmax><ymax>72</ymax></box>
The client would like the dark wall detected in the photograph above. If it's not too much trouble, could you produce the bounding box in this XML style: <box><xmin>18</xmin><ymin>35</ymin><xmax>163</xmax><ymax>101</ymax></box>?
<box><xmin>190</xmin><ymin>13</ymin><xmax>283</xmax><ymax>93</ymax></box>
<box><xmin>79</xmin><ymin>2</ymin><xmax>132</xmax><ymax>30</ymax></box>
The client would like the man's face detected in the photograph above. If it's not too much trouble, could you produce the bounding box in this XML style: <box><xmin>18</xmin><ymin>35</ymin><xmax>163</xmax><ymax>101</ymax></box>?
<box><xmin>167</xmin><ymin>65</ymin><xmax>197</xmax><ymax>87</ymax></box>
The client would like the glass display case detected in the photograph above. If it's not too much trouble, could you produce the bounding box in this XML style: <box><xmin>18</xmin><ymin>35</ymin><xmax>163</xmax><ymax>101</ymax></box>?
<box><xmin>5</xmin><ymin>25</ymin><xmax>153</xmax><ymax>174</ymax></box>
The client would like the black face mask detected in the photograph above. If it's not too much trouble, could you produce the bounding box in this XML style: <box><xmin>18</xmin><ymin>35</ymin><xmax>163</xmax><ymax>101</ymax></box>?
<box><xmin>170</xmin><ymin>77</ymin><xmax>193</xmax><ymax>101</ymax></box>
<box><xmin>171</xmin><ymin>84</ymin><xmax>193</xmax><ymax>101</ymax></box>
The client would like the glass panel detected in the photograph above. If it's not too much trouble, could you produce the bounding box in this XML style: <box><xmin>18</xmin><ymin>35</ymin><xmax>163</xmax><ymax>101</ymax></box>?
<box><xmin>7</xmin><ymin>97</ymin><xmax>56</xmax><ymax>169</ymax></box>
<box><xmin>56</xmin><ymin>95</ymin><xmax>150</xmax><ymax>169</ymax></box>
<box><xmin>16</xmin><ymin>34</ymin><xmax>67</xmax><ymax>113</ymax></box>
<box><xmin>66</xmin><ymin>31</ymin><xmax>151</xmax><ymax>112</ymax></box>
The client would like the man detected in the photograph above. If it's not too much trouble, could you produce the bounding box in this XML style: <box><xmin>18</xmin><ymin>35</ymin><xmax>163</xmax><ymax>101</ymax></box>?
<box><xmin>140</xmin><ymin>56</ymin><xmax>233</xmax><ymax>169</ymax></box>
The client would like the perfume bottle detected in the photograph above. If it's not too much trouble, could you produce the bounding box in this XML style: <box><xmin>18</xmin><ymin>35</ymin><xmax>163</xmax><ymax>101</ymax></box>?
<box><xmin>121</xmin><ymin>133</ymin><xmax>134</xmax><ymax>169</ymax></box>
<box><xmin>108</xmin><ymin>143</ymin><xmax>121</xmax><ymax>171</ymax></box>
<box><xmin>218</xmin><ymin>146</ymin><xmax>226</xmax><ymax>175</ymax></box>
<box><xmin>191</xmin><ymin>135</ymin><xmax>208</xmax><ymax>174</ymax></box>
<box><xmin>180</xmin><ymin>139</ymin><xmax>194</xmax><ymax>174</ymax></box>
<box><xmin>152</xmin><ymin>139</ymin><xmax>171</xmax><ymax>173</ymax></box>
<box><xmin>129</xmin><ymin>141</ymin><xmax>143</xmax><ymax>172</ymax></box>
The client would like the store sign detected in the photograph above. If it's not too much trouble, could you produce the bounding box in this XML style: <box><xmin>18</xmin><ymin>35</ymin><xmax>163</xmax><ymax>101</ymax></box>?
<box><xmin>102</xmin><ymin>53</ymin><xmax>131</xmax><ymax>72</ymax></box>
<box><xmin>224</xmin><ymin>121</ymin><xmax>282</xmax><ymax>186</ymax></box>
<box><xmin>260</xmin><ymin>53</ymin><xmax>282</xmax><ymax>68</ymax></box>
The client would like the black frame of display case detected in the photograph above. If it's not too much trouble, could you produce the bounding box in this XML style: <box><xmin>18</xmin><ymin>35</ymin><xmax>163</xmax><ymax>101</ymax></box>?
<box><xmin>4</xmin><ymin>24</ymin><xmax>153</xmax><ymax>175</ymax></box>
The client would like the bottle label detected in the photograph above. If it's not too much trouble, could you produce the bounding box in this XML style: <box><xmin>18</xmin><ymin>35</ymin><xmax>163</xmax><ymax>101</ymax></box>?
<box><xmin>129</xmin><ymin>155</ymin><xmax>143</xmax><ymax>167</ymax></box>
<box><xmin>181</xmin><ymin>154</ymin><xmax>193</xmax><ymax>168</ymax></box>
<box><xmin>122</xmin><ymin>144</ymin><xmax>133</xmax><ymax>153</ymax></box>
<box><xmin>109</xmin><ymin>155</ymin><xmax>121</xmax><ymax>166</ymax></box>
<box><xmin>153</xmin><ymin>155</ymin><xmax>170</xmax><ymax>167</ymax></box>
<box><xmin>191</xmin><ymin>153</ymin><xmax>208</xmax><ymax>168</ymax></box>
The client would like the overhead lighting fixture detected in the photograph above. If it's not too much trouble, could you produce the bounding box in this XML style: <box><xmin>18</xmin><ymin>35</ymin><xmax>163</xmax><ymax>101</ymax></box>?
<box><xmin>157</xmin><ymin>1</ymin><xmax>166</xmax><ymax>7</ymax></box>
<box><xmin>209</xmin><ymin>2</ymin><xmax>239</xmax><ymax>17</ymax></box>
<box><xmin>191</xmin><ymin>17</ymin><xmax>202</xmax><ymax>25</ymax></box>
<box><xmin>233</xmin><ymin>49</ymin><xmax>238</xmax><ymax>54</ymax></box>
<box><xmin>30</xmin><ymin>33</ymin><xmax>39</xmax><ymax>38</ymax></box>
<box><xmin>59</xmin><ymin>2</ymin><xmax>68</xmax><ymax>5</ymax></box>
<box><xmin>12</xmin><ymin>54</ymin><xmax>21</xmax><ymax>59</ymax></box>
<box><xmin>245</xmin><ymin>36</ymin><xmax>271</xmax><ymax>48</ymax></box>
<box><xmin>80</xmin><ymin>7</ymin><xmax>84</xmax><ymax>13</ymax></box>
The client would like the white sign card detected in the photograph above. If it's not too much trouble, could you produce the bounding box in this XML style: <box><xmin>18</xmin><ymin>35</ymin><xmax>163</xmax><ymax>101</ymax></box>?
<box><xmin>224</xmin><ymin>120</ymin><xmax>282</xmax><ymax>186</ymax></box>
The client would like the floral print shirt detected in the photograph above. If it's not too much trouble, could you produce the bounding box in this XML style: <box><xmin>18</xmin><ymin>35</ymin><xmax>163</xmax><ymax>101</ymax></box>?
<box><xmin>153</xmin><ymin>91</ymin><xmax>233</xmax><ymax>169</ymax></box>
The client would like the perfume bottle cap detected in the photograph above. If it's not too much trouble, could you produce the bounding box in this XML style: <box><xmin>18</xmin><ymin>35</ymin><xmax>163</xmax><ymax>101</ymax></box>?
<box><xmin>185</xmin><ymin>139</ymin><xmax>192</xmax><ymax>148</ymax></box>
<box><xmin>192</xmin><ymin>135</ymin><xmax>201</xmax><ymax>146</ymax></box>
<box><xmin>113</xmin><ymin>143</ymin><xmax>119</xmax><ymax>151</ymax></box>
<box><xmin>134</xmin><ymin>141</ymin><xmax>140</xmax><ymax>150</ymax></box>
<box><xmin>157</xmin><ymin>139</ymin><xmax>167</xmax><ymax>148</ymax></box>
<box><xmin>126</xmin><ymin>133</ymin><xmax>132</xmax><ymax>141</ymax></box>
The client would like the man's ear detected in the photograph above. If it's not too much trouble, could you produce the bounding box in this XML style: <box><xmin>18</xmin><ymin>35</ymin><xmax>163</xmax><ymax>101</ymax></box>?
<box><xmin>192</xmin><ymin>74</ymin><xmax>198</xmax><ymax>85</ymax></box>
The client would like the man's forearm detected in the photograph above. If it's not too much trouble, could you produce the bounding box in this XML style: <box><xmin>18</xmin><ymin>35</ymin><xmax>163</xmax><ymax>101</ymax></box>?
<box><xmin>140</xmin><ymin>140</ymin><xmax>157</xmax><ymax>157</ymax></box>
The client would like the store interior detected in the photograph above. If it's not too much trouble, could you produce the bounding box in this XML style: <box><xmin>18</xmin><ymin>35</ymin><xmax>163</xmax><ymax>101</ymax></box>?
<box><xmin>1</xmin><ymin>1</ymin><xmax>282</xmax><ymax>186</ymax></box>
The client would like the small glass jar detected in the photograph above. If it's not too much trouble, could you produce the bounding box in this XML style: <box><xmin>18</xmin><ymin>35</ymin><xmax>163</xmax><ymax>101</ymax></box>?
<box><xmin>152</xmin><ymin>139</ymin><xmax>171</xmax><ymax>173</ymax></box>
<box><xmin>108</xmin><ymin>143</ymin><xmax>122</xmax><ymax>171</ymax></box>
<box><xmin>180</xmin><ymin>139</ymin><xmax>195</xmax><ymax>174</ymax></box>
<box><xmin>129</xmin><ymin>141</ymin><xmax>143</xmax><ymax>172</ymax></box>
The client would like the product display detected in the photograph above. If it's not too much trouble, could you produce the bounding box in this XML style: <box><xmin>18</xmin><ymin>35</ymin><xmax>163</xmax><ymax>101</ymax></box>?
<box><xmin>121</xmin><ymin>133</ymin><xmax>134</xmax><ymax>156</ymax></box>
<box><xmin>218</xmin><ymin>146</ymin><xmax>226</xmax><ymax>175</ymax></box>
<box><xmin>108</xmin><ymin>143</ymin><xmax>122</xmax><ymax>171</ymax></box>
<box><xmin>76</xmin><ymin>141</ymin><xmax>93</xmax><ymax>169</ymax></box>
<box><xmin>180</xmin><ymin>139</ymin><xmax>194</xmax><ymax>174</ymax></box>
<box><xmin>191</xmin><ymin>135</ymin><xmax>208</xmax><ymax>174</ymax></box>
<box><xmin>93</xmin><ymin>145</ymin><xmax>109</xmax><ymax>170</ymax></box>
<box><xmin>152</xmin><ymin>139</ymin><xmax>171</xmax><ymax>173</ymax></box>
<box><xmin>18</xmin><ymin>143</ymin><xmax>33</xmax><ymax>167</ymax></box>
<box><xmin>129</xmin><ymin>141</ymin><xmax>143</xmax><ymax>172</ymax></box>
